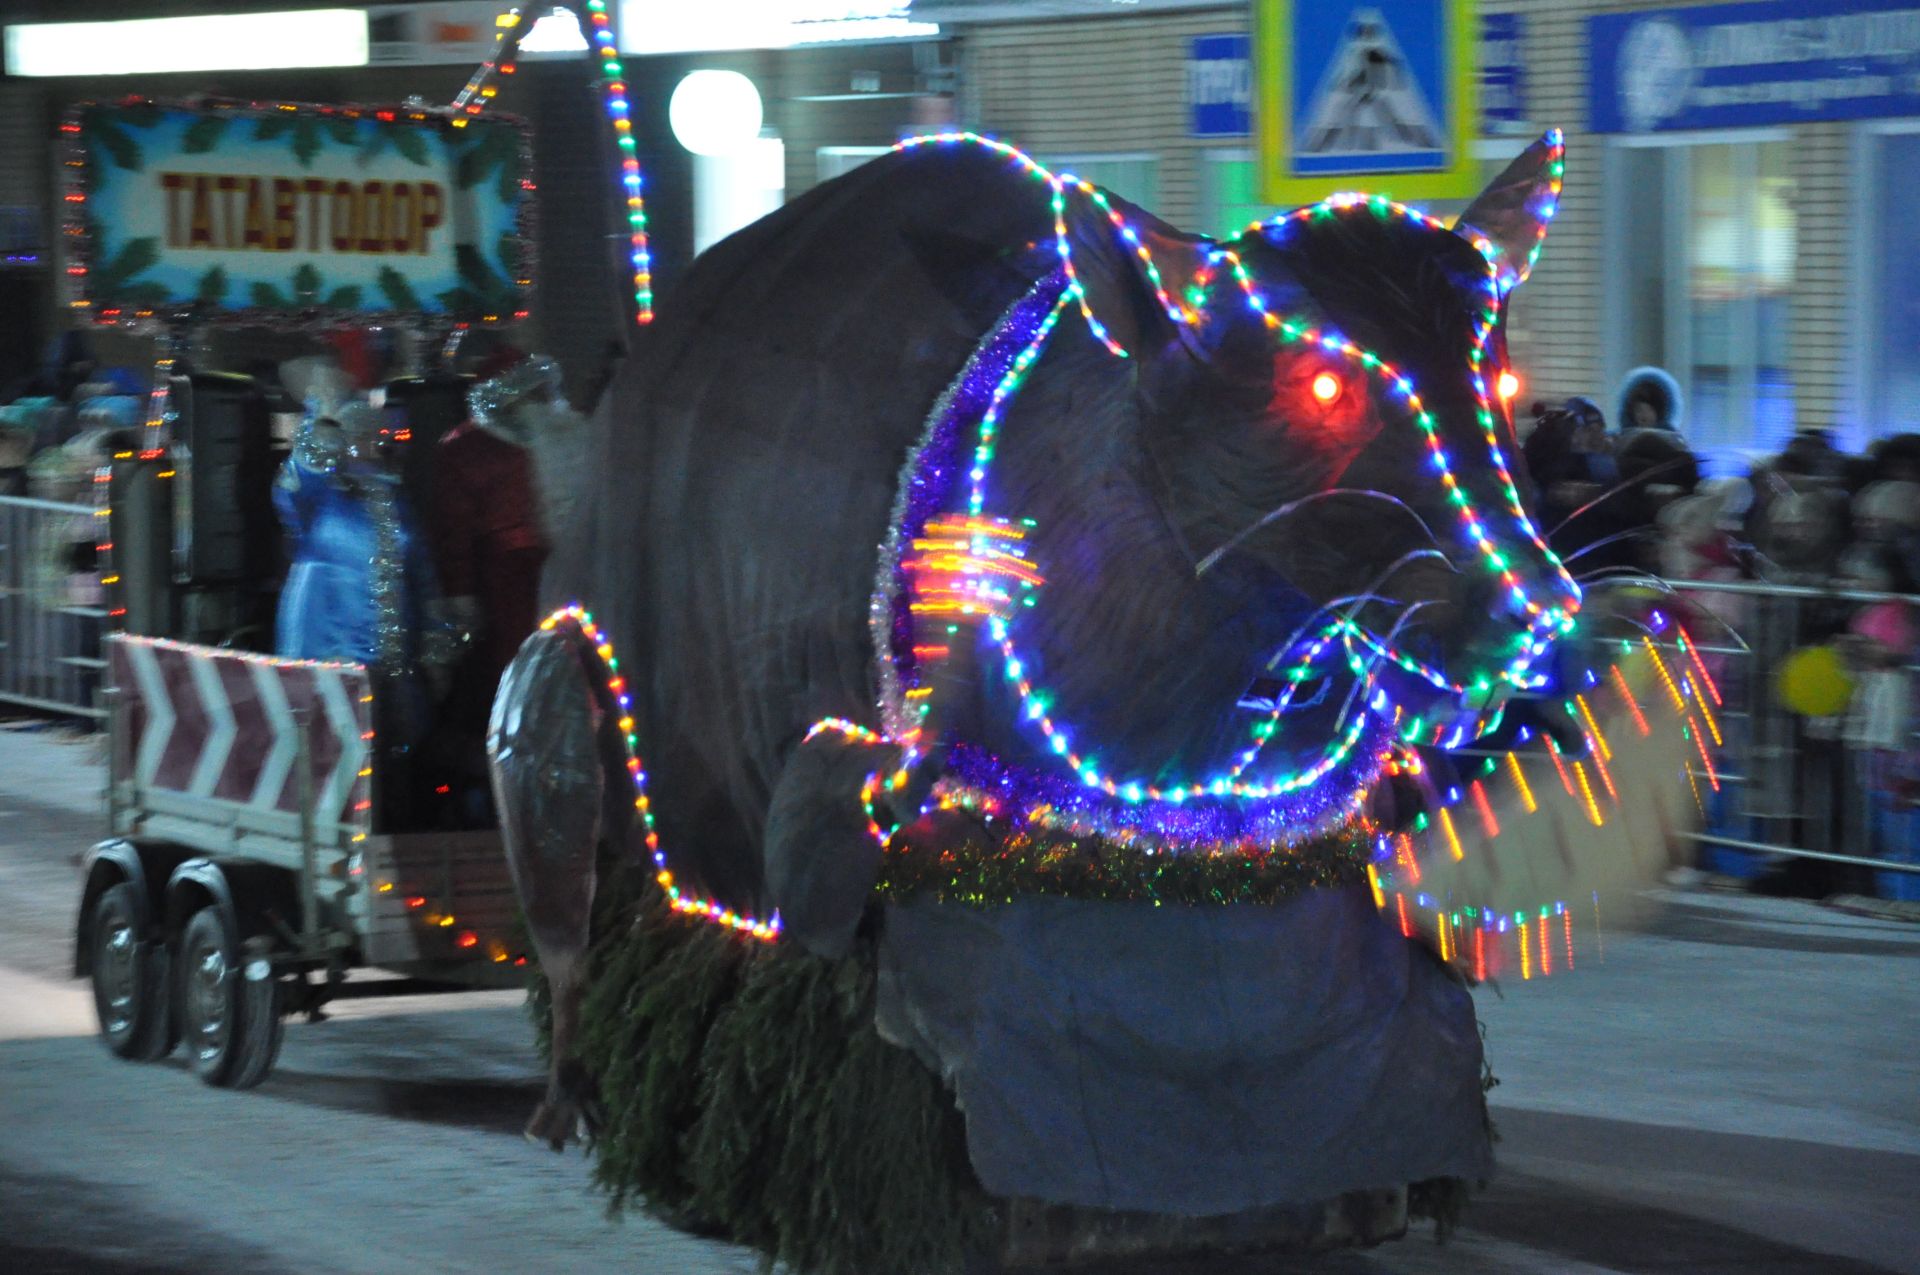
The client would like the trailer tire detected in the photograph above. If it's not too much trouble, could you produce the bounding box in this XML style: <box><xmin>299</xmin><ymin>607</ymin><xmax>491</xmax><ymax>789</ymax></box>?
<box><xmin>89</xmin><ymin>883</ymin><xmax>174</xmax><ymax>1062</ymax></box>
<box><xmin>177</xmin><ymin>906</ymin><xmax>283</xmax><ymax>1089</ymax></box>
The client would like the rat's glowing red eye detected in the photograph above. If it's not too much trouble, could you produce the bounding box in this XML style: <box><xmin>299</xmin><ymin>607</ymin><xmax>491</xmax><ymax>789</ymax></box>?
<box><xmin>1497</xmin><ymin>371</ymin><xmax>1521</xmax><ymax>402</ymax></box>
<box><xmin>1311</xmin><ymin>372</ymin><xmax>1342</xmax><ymax>404</ymax></box>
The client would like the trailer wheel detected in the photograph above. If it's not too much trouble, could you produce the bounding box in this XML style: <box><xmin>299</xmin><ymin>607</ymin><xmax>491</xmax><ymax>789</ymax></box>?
<box><xmin>177</xmin><ymin>906</ymin><xmax>283</xmax><ymax>1089</ymax></box>
<box><xmin>89</xmin><ymin>883</ymin><xmax>174</xmax><ymax>1061</ymax></box>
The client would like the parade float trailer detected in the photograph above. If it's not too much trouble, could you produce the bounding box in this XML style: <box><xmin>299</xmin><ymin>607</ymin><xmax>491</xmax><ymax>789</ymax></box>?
<box><xmin>62</xmin><ymin>10</ymin><xmax>1707</xmax><ymax>1269</ymax></box>
<box><xmin>68</xmin><ymin>92</ymin><xmax>536</xmax><ymax>1087</ymax></box>
<box><xmin>487</xmin><ymin>119</ymin><xmax>1699</xmax><ymax>1270</ymax></box>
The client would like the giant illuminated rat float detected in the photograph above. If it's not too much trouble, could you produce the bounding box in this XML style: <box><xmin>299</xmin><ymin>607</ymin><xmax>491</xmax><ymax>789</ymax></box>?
<box><xmin>487</xmin><ymin>130</ymin><xmax>1697</xmax><ymax>1270</ymax></box>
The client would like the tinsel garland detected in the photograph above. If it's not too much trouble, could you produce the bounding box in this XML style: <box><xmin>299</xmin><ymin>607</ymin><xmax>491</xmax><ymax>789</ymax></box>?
<box><xmin>874</xmin><ymin>812</ymin><xmax>1374</xmax><ymax>907</ymax></box>
<box><xmin>868</xmin><ymin>271</ymin><xmax>1069</xmax><ymax>740</ymax></box>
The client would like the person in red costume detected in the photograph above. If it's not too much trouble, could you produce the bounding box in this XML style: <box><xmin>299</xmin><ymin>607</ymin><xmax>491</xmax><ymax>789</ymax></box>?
<box><xmin>428</xmin><ymin>349</ymin><xmax>557</xmax><ymax>796</ymax></box>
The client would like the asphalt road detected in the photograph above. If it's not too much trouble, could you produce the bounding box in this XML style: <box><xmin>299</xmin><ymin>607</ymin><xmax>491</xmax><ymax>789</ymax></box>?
<box><xmin>2</xmin><ymin>720</ymin><xmax>1918</xmax><ymax>1274</ymax></box>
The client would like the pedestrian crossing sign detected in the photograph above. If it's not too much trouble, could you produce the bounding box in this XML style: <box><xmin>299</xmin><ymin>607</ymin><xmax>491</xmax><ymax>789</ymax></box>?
<box><xmin>1255</xmin><ymin>0</ymin><xmax>1479</xmax><ymax>204</ymax></box>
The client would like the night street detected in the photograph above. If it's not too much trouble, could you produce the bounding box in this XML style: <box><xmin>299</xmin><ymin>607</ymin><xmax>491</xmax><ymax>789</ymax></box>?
<box><xmin>3</xmin><ymin>722</ymin><xmax>1916</xmax><ymax>1275</ymax></box>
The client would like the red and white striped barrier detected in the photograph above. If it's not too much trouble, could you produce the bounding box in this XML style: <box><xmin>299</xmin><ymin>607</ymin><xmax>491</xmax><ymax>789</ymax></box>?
<box><xmin>108</xmin><ymin>636</ymin><xmax>373</xmax><ymax>836</ymax></box>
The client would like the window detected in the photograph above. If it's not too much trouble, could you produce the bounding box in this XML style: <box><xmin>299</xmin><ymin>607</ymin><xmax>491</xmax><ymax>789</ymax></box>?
<box><xmin>1607</xmin><ymin>133</ymin><xmax>1796</xmax><ymax>472</ymax></box>
<box><xmin>1038</xmin><ymin>153</ymin><xmax>1159</xmax><ymax>210</ymax></box>
<box><xmin>1860</xmin><ymin>124</ymin><xmax>1920</xmax><ymax>438</ymax></box>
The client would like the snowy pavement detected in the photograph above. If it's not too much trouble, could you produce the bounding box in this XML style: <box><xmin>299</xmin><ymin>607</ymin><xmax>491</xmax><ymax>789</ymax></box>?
<box><xmin>2</xmin><ymin>722</ymin><xmax>1916</xmax><ymax>1273</ymax></box>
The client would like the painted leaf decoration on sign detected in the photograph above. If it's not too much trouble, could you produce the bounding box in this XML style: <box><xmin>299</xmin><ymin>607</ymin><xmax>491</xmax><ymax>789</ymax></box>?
<box><xmin>325</xmin><ymin>285</ymin><xmax>363</xmax><ymax>310</ymax></box>
<box><xmin>377</xmin><ymin>266</ymin><xmax>421</xmax><ymax>312</ymax></box>
<box><xmin>181</xmin><ymin>116</ymin><xmax>229</xmax><ymax>154</ymax></box>
<box><xmin>437</xmin><ymin>287</ymin><xmax>478</xmax><ymax>315</ymax></box>
<box><xmin>325</xmin><ymin>118</ymin><xmax>359</xmax><ymax>146</ymax></box>
<box><xmin>87</xmin><ymin>119</ymin><xmax>142</xmax><ymax>172</ymax></box>
<box><xmin>391</xmin><ymin>125</ymin><xmax>431</xmax><ymax>167</ymax></box>
<box><xmin>292</xmin><ymin>118</ymin><xmax>322</xmax><ymax>167</ymax></box>
<box><xmin>101</xmin><ymin>237</ymin><xmax>160</xmax><ymax>290</ymax></box>
<box><xmin>87</xmin><ymin>235</ymin><xmax>148</xmax><ymax>294</ymax></box>
<box><xmin>255</xmin><ymin>116</ymin><xmax>293</xmax><ymax>142</ymax></box>
<box><xmin>456</xmin><ymin>140</ymin><xmax>492</xmax><ymax>190</ymax></box>
<box><xmin>251</xmin><ymin>281</ymin><xmax>293</xmax><ymax>309</ymax></box>
<box><xmin>292</xmin><ymin>263</ymin><xmax>322</xmax><ymax>303</ymax></box>
<box><xmin>195</xmin><ymin>265</ymin><xmax>228</xmax><ymax>304</ymax></box>
<box><xmin>117</xmin><ymin>283</ymin><xmax>172</xmax><ymax>306</ymax></box>
<box><xmin>456</xmin><ymin>244</ymin><xmax>508</xmax><ymax>305</ymax></box>
<box><xmin>117</xmin><ymin>102</ymin><xmax>163</xmax><ymax>130</ymax></box>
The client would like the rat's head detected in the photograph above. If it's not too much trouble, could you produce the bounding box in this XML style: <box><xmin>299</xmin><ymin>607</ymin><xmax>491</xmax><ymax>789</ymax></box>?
<box><xmin>950</xmin><ymin>132</ymin><xmax>1580</xmax><ymax>801</ymax></box>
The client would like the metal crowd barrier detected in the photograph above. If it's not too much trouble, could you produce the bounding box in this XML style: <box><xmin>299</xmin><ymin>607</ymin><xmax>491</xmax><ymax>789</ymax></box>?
<box><xmin>1662</xmin><ymin>578</ymin><xmax>1920</xmax><ymax>882</ymax></box>
<box><xmin>0</xmin><ymin>493</ymin><xmax>107</xmax><ymax>720</ymax></box>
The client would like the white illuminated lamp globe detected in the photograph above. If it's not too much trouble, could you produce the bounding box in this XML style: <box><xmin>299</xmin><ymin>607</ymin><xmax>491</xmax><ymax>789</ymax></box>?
<box><xmin>669</xmin><ymin>69</ymin><xmax>763</xmax><ymax>157</ymax></box>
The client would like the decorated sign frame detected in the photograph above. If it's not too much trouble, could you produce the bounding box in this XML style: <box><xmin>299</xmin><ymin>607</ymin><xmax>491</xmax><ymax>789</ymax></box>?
<box><xmin>62</xmin><ymin>95</ymin><xmax>536</xmax><ymax>329</ymax></box>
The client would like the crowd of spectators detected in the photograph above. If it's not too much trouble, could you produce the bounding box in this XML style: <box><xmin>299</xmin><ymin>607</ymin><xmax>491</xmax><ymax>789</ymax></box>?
<box><xmin>1522</xmin><ymin>365</ymin><xmax>1920</xmax><ymax>900</ymax></box>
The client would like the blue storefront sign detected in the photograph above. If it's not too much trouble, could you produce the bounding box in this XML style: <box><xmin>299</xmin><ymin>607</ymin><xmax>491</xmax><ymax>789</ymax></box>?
<box><xmin>1189</xmin><ymin>33</ymin><xmax>1252</xmax><ymax>137</ymax></box>
<box><xmin>1481</xmin><ymin>12</ymin><xmax>1527</xmax><ymax>128</ymax></box>
<box><xmin>1591</xmin><ymin>0</ymin><xmax>1920</xmax><ymax>133</ymax></box>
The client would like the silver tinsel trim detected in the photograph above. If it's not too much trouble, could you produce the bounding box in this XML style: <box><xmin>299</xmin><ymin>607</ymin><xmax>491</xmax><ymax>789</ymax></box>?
<box><xmin>868</xmin><ymin>278</ymin><xmax>1065</xmax><ymax>742</ymax></box>
<box><xmin>362</xmin><ymin>471</ymin><xmax>409</xmax><ymax>668</ymax></box>
<box><xmin>470</xmin><ymin>355</ymin><xmax>562</xmax><ymax>428</ymax></box>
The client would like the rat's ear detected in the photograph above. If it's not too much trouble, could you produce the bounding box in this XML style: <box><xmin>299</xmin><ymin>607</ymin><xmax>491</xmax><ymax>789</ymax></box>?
<box><xmin>1453</xmin><ymin>129</ymin><xmax>1564</xmax><ymax>293</ymax></box>
<box><xmin>1055</xmin><ymin>179</ymin><xmax>1215</xmax><ymax>358</ymax></box>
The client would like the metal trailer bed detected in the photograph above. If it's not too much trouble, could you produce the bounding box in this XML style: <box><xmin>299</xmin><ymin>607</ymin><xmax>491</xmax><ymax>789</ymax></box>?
<box><xmin>73</xmin><ymin>632</ymin><xmax>523</xmax><ymax>1087</ymax></box>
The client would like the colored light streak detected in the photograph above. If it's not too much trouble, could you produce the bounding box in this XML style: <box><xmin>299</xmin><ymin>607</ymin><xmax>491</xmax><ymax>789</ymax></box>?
<box><xmin>1610</xmin><ymin>663</ymin><xmax>1651</xmax><ymax>736</ymax></box>
<box><xmin>543</xmin><ymin>605</ymin><xmax>778</xmax><ymax>940</ymax></box>
<box><xmin>1437</xmin><ymin>806</ymin><xmax>1465</xmax><ymax>860</ymax></box>
<box><xmin>1505</xmin><ymin>750</ymin><xmax>1537</xmax><ymax>813</ymax></box>
<box><xmin>1642</xmin><ymin>637</ymin><xmax>1687</xmax><ymax>714</ymax></box>
<box><xmin>1688</xmin><ymin>718</ymin><xmax>1720</xmax><ymax>791</ymax></box>
<box><xmin>1678</xmin><ymin>626</ymin><xmax>1722</xmax><ymax>706</ymax></box>
<box><xmin>1574</xmin><ymin>694</ymin><xmax>1611</xmax><ymax>761</ymax></box>
<box><xmin>1685</xmin><ymin>671</ymin><xmax>1722</xmax><ymax>746</ymax></box>
<box><xmin>1469</xmin><ymin>780</ymin><xmax>1500</xmax><ymax>838</ymax></box>
<box><xmin>1570</xmin><ymin>759</ymin><xmax>1604</xmax><ymax>826</ymax></box>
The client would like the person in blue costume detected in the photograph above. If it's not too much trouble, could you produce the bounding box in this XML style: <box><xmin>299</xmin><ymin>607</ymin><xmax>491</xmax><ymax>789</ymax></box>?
<box><xmin>274</xmin><ymin>367</ymin><xmax>446</xmax><ymax>820</ymax></box>
<box><xmin>274</xmin><ymin>398</ymin><xmax>436</xmax><ymax>665</ymax></box>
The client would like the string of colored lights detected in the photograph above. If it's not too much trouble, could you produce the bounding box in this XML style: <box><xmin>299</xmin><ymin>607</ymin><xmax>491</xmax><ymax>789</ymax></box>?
<box><xmin>583</xmin><ymin>0</ymin><xmax>653</xmax><ymax>324</ymax></box>
<box><xmin>542</xmin><ymin>605</ymin><xmax>780</xmax><ymax>941</ymax></box>
<box><xmin>450</xmin><ymin>7</ymin><xmax>529</xmax><ymax>117</ymax></box>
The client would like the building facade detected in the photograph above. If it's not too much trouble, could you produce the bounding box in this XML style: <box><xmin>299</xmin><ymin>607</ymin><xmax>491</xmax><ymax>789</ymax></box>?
<box><xmin>917</xmin><ymin>0</ymin><xmax>1920</xmax><ymax>470</ymax></box>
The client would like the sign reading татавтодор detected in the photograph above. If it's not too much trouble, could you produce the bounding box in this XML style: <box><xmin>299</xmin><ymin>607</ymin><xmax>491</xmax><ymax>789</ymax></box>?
<box><xmin>69</xmin><ymin>99</ymin><xmax>530</xmax><ymax>323</ymax></box>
